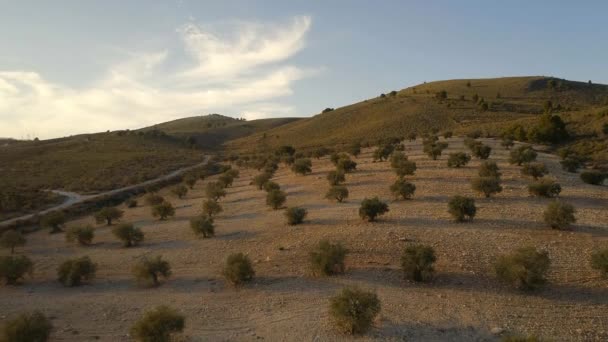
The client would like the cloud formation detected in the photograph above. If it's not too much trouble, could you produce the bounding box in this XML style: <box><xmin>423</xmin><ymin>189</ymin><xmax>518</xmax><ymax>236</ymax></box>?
<box><xmin>0</xmin><ymin>16</ymin><xmax>313</xmax><ymax>139</ymax></box>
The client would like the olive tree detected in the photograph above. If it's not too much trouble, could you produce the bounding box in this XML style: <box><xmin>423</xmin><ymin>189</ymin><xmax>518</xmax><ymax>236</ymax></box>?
<box><xmin>0</xmin><ymin>230</ymin><xmax>26</xmax><ymax>254</ymax></box>
<box><xmin>94</xmin><ymin>207</ymin><xmax>124</xmax><ymax>225</ymax></box>
<box><xmin>132</xmin><ymin>255</ymin><xmax>171</xmax><ymax>287</ymax></box>
<box><xmin>130</xmin><ymin>306</ymin><xmax>184</xmax><ymax>342</ymax></box>
<box><xmin>359</xmin><ymin>197</ymin><xmax>389</xmax><ymax>222</ymax></box>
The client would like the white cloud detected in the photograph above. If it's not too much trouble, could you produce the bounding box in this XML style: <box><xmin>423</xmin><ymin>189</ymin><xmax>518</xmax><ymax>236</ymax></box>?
<box><xmin>0</xmin><ymin>16</ymin><xmax>314</xmax><ymax>139</ymax></box>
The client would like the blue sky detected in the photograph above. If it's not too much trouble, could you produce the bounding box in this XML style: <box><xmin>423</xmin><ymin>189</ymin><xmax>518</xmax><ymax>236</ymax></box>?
<box><xmin>1</xmin><ymin>1</ymin><xmax>607</xmax><ymax>139</ymax></box>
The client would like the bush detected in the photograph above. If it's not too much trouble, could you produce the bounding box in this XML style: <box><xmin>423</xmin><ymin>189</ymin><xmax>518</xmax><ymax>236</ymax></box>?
<box><xmin>132</xmin><ymin>256</ymin><xmax>171</xmax><ymax>287</ymax></box>
<box><xmin>263</xmin><ymin>181</ymin><xmax>281</xmax><ymax>192</ymax></box>
<box><xmin>1</xmin><ymin>230</ymin><xmax>26</xmax><ymax>254</ymax></box>
<box><xmin>401</xmin><ymin>244</ymin><xmax>436</xmax><ymax>282</ymax></box>
<box><xmin>372</xmin><ymin>144</ymin><xmax>394</xmax><ymax>162</ymax></box>
<box><xmin>580</xmin><ymin>171</ymin><xmax>607</xmax><ymax>185</ymax></box>
<box><xmin>253</xmin><ymin>173</ymin><xmax>272</xmax><ymax>190</ymax></box>
<box><xmin>291</xmin><ymin>158</ymin><xmax>312</xmax><ymax>175</ymax></box>
<box><xmin>527</xmin><ymin>114</ymin><xmax>569</xmax><ymax>143</ymax></box>
<box><xmin>447</xmin><ymin>152</ymin><xmax>471</xmax><ymax>168</ymax></box>
<box><xmin>528</xmin><ymin>178</ymin><xmax>561</xmax><ymax>197</ymax></box>
<box><xmin>521</xmin><ymin>162</ymin><xmax>547</xmax><ymax>179</ymax></box>
<box><xmin>348</xmin><ymin>141</ymin><xmax>361</xmax><ymax>157</ymax></box>
<box><xmin>478</xmin><ymin>161</ymin><xmax>501</xmax><ymax>178</ymax></box>
<box><xmin>448</xmin><ymin>196</ymin><xmax>476</xmax><ymax>222</ymax></box>
<box><xmin>327</xmin><ymin>170</ymin><xmax>346</xmax><ymax>185</ymax></box>
<box><xmin>1</xmin><ymin>311</ymin><xmax>52</xmax><ymax>342</ymax></box>
<box><xmin>390</xmin><ymin>179</ymin><xmax>416</xmax><ymax>200</ymax></box>
<box><xmin>112</xmin><ymin>223</ymin><xmax>144</xmax><ymax>247</ymax></box>
<box><xmin>127</xmin><ymin>199</ymin><xmax>138</xmax><ymax>208</ymax></box>
<box><xmin>130</xmin><ymin>305</ymin><xmax>184</xmax><ymax>342</ymax></box>
<box><xmin>190</xmin><ymin>216</ymin><xmax>214</xmax><ymax>238</ymax></box>
<box><xmin>94</xmin><ymin>206</ymin><xmax>124</xmax><ymax>225</ymax></box>
<box><xmin>184</xmin><ymin>175</ymin><xmax>197</xmax><ymax>189</ymax></box>
<box><xmin>202</xmin><ymin>199</ymin><xmax>222</xmax><ymax>218</ymax></box>
<box><xmin>266</xmin><ymin>189</ymin><xmax>287</xmax><ymax>209</ymax></box>
<box><xmin>309</xmin><ymin>240</ymin><xmax>348</xmax><ymax>276</ymax></box>
<box><xmin>560</xmin><ymin>157</ymin><xmax>582</xmax><ymax>173</ymax></box>
<box><xmin>285</xmin><ymin>207</ymin><xmax>307</xmax><ymax>225</ymax></box>
<box><xmin>336</xmin><ymin>156</ymin><xmax>357</xmax><ymax>173</ymax></box>
<box><xmin>423</xmin><ymin>141</ymin><xmax>448</xmax><ymax>160</ymax></box>
<box><xmin>204</xmin><ymin>182</ymin><xmax>227</xmax><ymax>201</ymax></box>
<box><xmin>41</xmin><ymin>211</ymin><xmax>65</xmax><ymax>233</ymax></box>
<box><xmin>591</xmin><ymin>249</ymin><xmax>608</xmax><ymax>276</ymax></box>
<box><xmin>222</xmin><ymin>253</ymin><xmax>254</xmax><ymax>286</ymax></box>
<box><xmin>152</xmin><ymin>201</ymin><xmax>175</xmax><ymax>220</ymax></box>
<box><xmin>472</xmin><ymin>144</ymin><xmax>492</xmax><ymax>159</ymax></box>
<box><xmin>443</xmin><ymin>131</ymin><xmax>453</xmax><ymax>139</ymax></box>
<box><xmin>495</xmin><ymin>247</ymin><xmax>550</xmax><ymax>290</ymax></box>
<box><xmin>390</xmin><ymin>152</ymin><xmax>417</xmax><ymax>177</ymax></box>
<box><xmin>57</xmin><ymin>256</ymin><xmax>96</xmax><ymax>287</ymax></box>
<box><xmin>171</xmin><ymin>184</ymin><xmax>188</xmax><ymax>199</ymax></box>
<box><xmin>501</xmin><ymin>137</ymin><xmax>514</xmax><ymax>149</ymax></box>
<box><xmin>144</xmin><ymin>194</ymin><xmax>164</xmax><ymax>206</ymax></box>
<box><xmin>218</xmin><ymin>173</ymin><xmax>234</xmax><ymax>188</ymax></box>
<box><xmin>543</xmin><ymin>201</ymin><xmax>576</xmax><ymax>229</ymax></box>
<box><xmin>0</xmin><ymin>255</ymin><xmax>33</xmax><ymax>285</ymax></box>
<box><xmin>329</xmin><ymin>287</ymin><xmax>381</xmax><ymax>334</ymax></box>
<box><xmin>65</xmin><ymin>226</ymin><xmax>94</xmax><ymax>246</ymax></box>
<box><xmin>325</xmin><ymin>186</ymin><xmax>349</xmax><ymax>203</ymax></box>
<box><xmin>509</xmin><ymin>146</ymin><xmax>537</xmax><ymax>165</ymax></box>
<box><xmin>312</xmin><ymin>146</ymin><xmax>332</xmax><ymax>159</ymax></box>
<box><xmin>359</xmin><ymin>197</ymin><xmax>389</xmax><ymax>222</ymax></box>
<box><xmin>471</xmin><ymin>176</ymin><xmax>502</xmax><ymax>198</ymax></box>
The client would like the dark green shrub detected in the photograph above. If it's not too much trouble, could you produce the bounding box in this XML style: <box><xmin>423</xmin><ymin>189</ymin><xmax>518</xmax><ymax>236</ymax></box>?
<box><xmin>401</xmin><ymin>244</ymin><xmax>436</xmax><ymax>282</ymax></box>
<box><xmin>372</xmin><ymin>144</ymin><xmax>394</xmax><ymax>162</ymax></box>
<box><xmin>218</xmin><ymin>173</ymin><xmax>234</xmax><ymax>188</ymax></box>
<box><xmin>202</xmin><ymin>199</ymin><xmax>222</xmax><ymax>218</ymax></box>
<box><xmin>528</xmin><ymin>178</ymin><xmax>561</xmax><ymax>197</ymax></box>
<box><xmin>266</xmin><ymin>189</ymin><xmax>287</xmax><ymax>209</ymax></box>
<box><xmin>560</xmin><ymin>157</ymin><xmax>582</xmax><ymax>173</ymax></box>
<box><xmin>390</xmin><ymin>152</ymin><xmax>417</xmax><ymax>177</ymax></box>
<box><xmin>0</xmin><ymin>230</ymin><xmax>26</xmax><ymax>254</ymax></box>
<box><xmin>1</xmin><ymin>311</ymin><xmax>52</xmax><ymax>342</ymax></box>
<box><xmin>276</xmin><ymin>145</ymin><xmax>296</xmax><ymax>156</ymax></box>
<box><xmin>543</xmin><ymin>201</ymin><xmax>576</xmax><ymax>229</ymax></box>
<box><xmin>152</xmin><ymin>201</ymin><xmax>175</xmax><ymax>220</ymax></box>
<box><xmin>327</xmin><ymin>170</ymin><xmax>346</xmax><ymax>185</ymax></box>
<box><xmin>390</xmin><ymin>179</ymin><xmax>416</xmax><ymax>200</ymax></box>
<box><xmin>285</xmin><ymin>207</ymin><xmax>307</xmax><ymax>225</ymax></box>
<box><xmin>112</xmin><ymin>223</ymin><xmax>144</xmax><ymax>247</ymax></box>
<box><xmin>591</xmin><ymin>249</ymin><xmax>608</xmax><ymax>276</ymax></box>
<box><xmin>527</xmin><ymin>114</ymin><xmax>569</xmax><ymax>143</ymax></box>
<box><xmin>359</xmin><ymin>197</ymin><xmax>389</xmax><ymax>222</ymax></box>
<box><xmin>132</xmin><ymin>256</ymin><xmax>171</xmax><ymax>287</ymax></box>
<box><xmin>471</xmin><ymin>176</ymin><xmax>502</xmax><ymax>198</ymax></box>
<box><xmin>495</xmin><ymin>247</ymin><xmax>550</xmax><ymax>290</ymax></box>
<box><xmin>478</xmin><ymin>161</ymin><xmax>501</xmax><ymax>178</ymax></box>
<box><xmin>204</xmin><ymin>182</ymin><xmax>226</xmax><ymax>201</ymax></box>
<box><xmin>222</xmin><ymin>253</ymin><xmax>254</xmax><ymax>286</ymax></box>
<box><xmin>65</xmin><ymin>226</ymin><xmax>94</xmax><ymax>246</ymax></box>
<box><xmin>41</xmin><ymin>211</ymin><xmax>65</xmax><ymax>233</ymax></box>
<box><xmin>94</xmin><ymin>206</ymin><xmax>124</xmax><ymax>225</ymax></box>
<box><xmin>171</xmin><ymin>185</ymin><xmax>188</xmax><ymax>199</ymax></box>
<box><xmin>521</xmin><ymin>162</ymin><xmax>547</xmax><ymax>179</ymax></box>
<box><xmin>0</xmin><ymin>255</ymin><xmax>33</xmax><ymax>285</ymax></box>
<box><xmin>447</xmin><ymin>152</ymin><xmax>471</xmax><ymax>168</ymax></box>
<box><xmin>130</xmin><ymin>305</ymin><xmax>184</xmax><ymax>342</ymax></box>
<box><xmin>326</xmin><ymin>186</ymin><xmax>349</xmax><ymax>203</ymax></box>
<box><xmin>509</xmin><ymin>146</ymin><xmax>537</xmax><ymax>165</ymax></box>
<box><xmin>580</xmin><ymin>171</ymin><xmax>607</xmax><ymax>185</ymax></box>
<box><xmin>407</xmin><ymin>132</ymin><xmax>417</xmax><ymax>141</ymax></box>
<box><xmin>291</xmin><ymin>158</ymin><xmax>312</xmax><ymax>175</ymax></box>
<box><xmin>336</xmin><ymin>157</ymin><xmax>357</xmax><ymax>173</ymax></box>
<box><xmin>312</xmin><ymin>147</ymin><xmax>332</xmax><ymax>159</ymax></box>
<box><xmin>127</xmin><ymin>199</ymin><xmax>138</xmax><ymax>208</ymax></box>
<box><xmin>263</xmin><ymin>181</ymin><xmax>281</xmax><ymax>192</ymax></box>
<box><xmin>448</xmin><ymin>196</ymin><xmax>476</xmax><ymax>222</ymax></box>
<box><xmin>184</xmin><ymin>175</ymin><xmax>197</xmax><ymax>189</ymax></box>
<box><xmin>57</xmin><ymin>256</ymin><xmax>96</xmax><ymax>287</ymax></box>
<box><xmin>443</xmin><ymin>131</ymin><xmax>453</xmax><ymax>139</ymax></box>
<box><xmin>348</xmin><ymin>141</ymin><xmax>361</xmax><ymax>157</ymax></box>
<box><xmin>423</xmin><ymin>141</ymin><xmax>448</xmax><ymax>160</ymax></box>
<box><xmin>253</xmin><ymin>173</ymin><xmax>272</xmax><ymax>190</ymax></box>
<box><xmin>472</xmin><ymin>144</ymin><xmax>492</xmax><ymax>159</ymax></box>
<box><xmin>501</xmin><ymin>137</ymin><xmax>514</xmax><ymax>149</ymax></box>
<box><xmin>144</xmin><ymin>194</ymin><xmax>164</xmax><ymax>206</ymax></box>
<box><xmin>309</xmin><ymin>240</ymin><xmax>348</xmax><ymax>276</ymax></box>
<box><xmin>281</xmin><ymin>155</ymin><xmax>295</xmax><ymax>166</ymax></box>
<box><xmin>329</xmin><ymin>287</ymin><xmax>381</xmax><ymax>335</ymax></box>
<box><xmin>190</xmin><ymin>216</ymin><xmax>214</xmax><ymax>238</ymax></box>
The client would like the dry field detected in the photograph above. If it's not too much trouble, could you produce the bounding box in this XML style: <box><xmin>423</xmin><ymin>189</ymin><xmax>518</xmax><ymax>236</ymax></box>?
<box><xmin>1</xmin><ymin>138</ymin><xmax>607</xmax><ymax>341</ymax></box>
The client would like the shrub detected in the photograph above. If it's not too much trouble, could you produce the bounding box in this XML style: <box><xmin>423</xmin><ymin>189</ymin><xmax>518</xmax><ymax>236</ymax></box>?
<box><xmin>329</xmin><ymin>287</ymin><xmax>381</xmax><ymax>335</ymax></box>
<box><xmin>591</xmin><ymin>249</ymin><xmax>608</xmax><ymax>276</ymax></box>
<box><xmin>447</xmin><ymin>152</ymin><xmax>471</xmax><ymax>168</ymax></box>
<box><xmin>560</xmin><ymin>157</ymin><xmax>582</xmax><ymax>173</ymax></box>
<box><xmin>521</xmin><ymin>162</ymin><xmax>547</xmax><ymax>179</ymax></box>
<box><xmin>501</xmin><ymin>137</ymin><xmax>514</xmax><ymax>149</ymax></box>
<box><xmin>390</xmin><ymin>179</ymin><xmax>416</xmax><ymax>200</ymax></box>
<box><xmin>312</xmin><ymin>147</ymin><xmax>332</xmax><ymax>159</ymax></box>
<box><xmin>359</xmin><ymin>197</ymin><xmax>389</xmax><ymax>222</ymax></box>
<box><xmin>528</xmin><ymin>178</ymin><xmax>561</xmax><ymax>197</ymax></box>
<box><xmin>448</xmin><ymin>196</ymin><xmax>476</xmax><ymax>222</ymax></box>
<box><xmin>144</xmin><ymin>194</ymin><xmax>164</xmax><ymax>206</ymax></box>
<box><xmin>291</xmin><ymin>158</ymin><xmax>312</xmax><ymax>175</ymax></box>
<box><xmin>171</xmin><ymin>185</ymin><xmax>188</xmax><ymax>199</ymax></box>
<box><xmin>390</xmin><ymin>153</ymin><xmax>417</xmax><ymax>178</ymax></box>
<box><xmin>407</xmin><ymin>132</ymin><xmax>417</xmax><ymax>141</ymax></box>
<box><xmin>281</xmin><ymin>155</ymin><xmax>295</xmax><ymax>166</ymax></box>
<box><xmin>202</xmin><ymin>199</ymin><xmax>222</xmax><ymax>218</ymax></box>
<box><xmin>190</xmin><ymin>215</ymin><xmax>214</xmax><ymax>238</ymax></box>
<box><xmin>348</xmin><ymin>141</ymin><xmax>361</xmax><ymax>157</ymax></box>
<box><xmin>65</xmin><ymin>226</ymin><xmax>94</xmax><ymax>246</ymax></box>
<box><xmin>527</xmin><ymin>114</ymin><xmax>569</xmax><ymax>143</ymax></box>
<box><xmin>495</xmin><ymin>247</ymin><xmax>550</xmax><ymax>290</ymax></box>
<box><xmin>509</xmin><ymin>146</ymin><xmax>537</xmax><ymax>165</ymax></box>
<box><xmin>401</xmin><ymin>244</ymin><xmax>436</xmax><ymax>282</ymax></box>
<box><xmin>112</xmin><ymin>223</ymin><xmax>144</xmax><ymax>247</ymax></box>
<box><xmin>41</xmin><ymin>211</ymin><xmax>65</xmax><ymax>233</ymax></box>
<box><xmin>336</xmin><ymin>157</ymin><xmax>357</xmax><ymax>173</ymax></box>
<box><xmin>224</xmin><ymin>169</ymin><xmax>240</xmax><ymax>179</ymax></box>
<box><xmin>478</xmin><ymin>161</ymin><xmax>501</xmax><ymax>178</ymax></box>
<box><xmin>127</xmin><ymin>199</ymin><xmax>138</xmax><ymax>208</ymax></box>
<box><xmin>132</xmin><ymin>256</ymin><xmax>171</xmax><ymax>287</ymax></box>
<box><xmin>372</xmin><ymin>144</ymin><xmax>394</xmax><ymax>162</ymax></box>
<box><xmin>327</xmin><ymin>170</ymin><xmax>346</xmax><ymax>185</ymax></box>
<box><xmin>325</xmin><ymin>186</ymin><xmax>349</xmax><ymax>203</ymax></box>
<box><xmin>0</xmin><ymin>230</ymin><xmax>26</xmax><ymax>254</ymax></box>
<box><xmin>423</xmin><ymin>141</ymin><xmax>448</xmax><ymax>160</ymax></box>
<box><xmin>276</xmin><ymin>145</ymin><xmax>296</xmax><ymax>156</ymax></box>
<box><xmin>152</xmin><ymin>201</ymin><xmax>175</xmax><ymax>220</ymax></box>
<box><xmin>0</xmin><ymin>255</ymin><xmax>33</xmax><ymax>285</ymax></box>
<box><xmin>1</xmin><ymin>311</ymin><xmax>52</xmax><ymax>342</ymax></box>
<box><xmin>222</xmin><ymin>253</ymin><xmax>254</xmax><ymax>286</ymax></box>
<box><xmin>471</xmin><ymin>176</ymin><xmax>502</xmax><ymax>198</ymax></box>
<box><xmin>57</xmin><ymin>256</ymin><xmax>96</xmax><ymax>287</ymax></box>
<box><xmin>263</xmin><ymin>181</ymin><xmax>281</xmax><ymax>192</ymax></box>
<box><xmin>309</xmin><ymin>240</ymin><xmax>348</xmax><ymax>276</ymax></box>
<box><xmin>285</xmin><ymin>207</ymin><xmax>307</xmax><ymax>225</ymax></box>
<box><xmin>472</xmin><ymin>144</ymin><xmax>492</xmax><ymax>159</ymax></box>
<box><xmin>218</xmin><ymin>173</ymin><xmax>234</xmax><ymax>188</ymax></box>
<box><xmin>94</xmin><ymin>206</ymin><xmax>124</xmax><ymax>225</ymax></box>
<box><xmin>184</xmin><ymin>175</ymin><xmax>197</xmax><ymax>189</ymax></box>
<box><xmin>253</xmin><ymin>173</ymin><xmax>272</xmax><ymax>190</ymax></box>
<box><xmin>443</xmin><ymin>131</ymin><xmax>453</xmax><ymax>139</ymax></box>
<box><xmin>204</xmin><ymin>182</ymin><xmax>227</xmax><ymax>201</ymax></box>
<box><xmin>266</xmin><ymin>189</ymin><xmax>287</xmax><ymax>209</ymax></box>
<box><xmin>580</xmin><ymin>171</ymin><xmax>607</xmax><ymax>185</ymax></box>
<box><xmin>130</xmin><ymin>305</ymin><xmax>184</xmax><ymax>342</ymax></box>
<box><xmin>543</xmin><ymin>201</ymin><xmax>576</xmax><ymax>229</ymax></box>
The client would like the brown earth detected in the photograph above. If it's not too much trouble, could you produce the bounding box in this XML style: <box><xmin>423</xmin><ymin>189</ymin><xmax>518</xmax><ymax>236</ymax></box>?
<box><xmin>1</xmin><ymin>138</ymin><xmax>607</xmax><ymax>341</ymax></box>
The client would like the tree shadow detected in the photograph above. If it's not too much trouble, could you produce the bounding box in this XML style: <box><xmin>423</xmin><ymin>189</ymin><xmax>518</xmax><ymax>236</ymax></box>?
<box><xmin>377</xmin><ymin>320</ymin><xmax>497</xmax><ymax>341</ymax></box>
<box><xmin>216</xmin><ymin>231</ymin><xmax>257</xmax><ymax>240</ymax></box>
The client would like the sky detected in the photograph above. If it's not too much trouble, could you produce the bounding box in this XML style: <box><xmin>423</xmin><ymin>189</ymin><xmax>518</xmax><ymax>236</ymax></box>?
<box><xmin>1</xmin><ymin>1</ymin><xmax>607</xmax><ymax>139</ymax></box>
